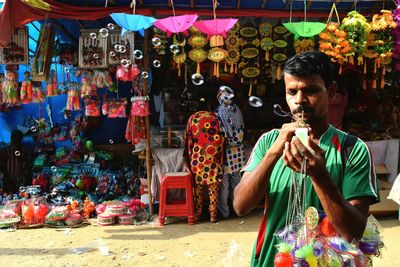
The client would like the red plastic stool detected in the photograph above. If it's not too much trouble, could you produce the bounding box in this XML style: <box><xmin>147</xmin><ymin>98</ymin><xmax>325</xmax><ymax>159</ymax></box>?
<box><xmin>158</xmin><ymin>172</ymin><xmax>195</xmax><ymax>225</ymax></box>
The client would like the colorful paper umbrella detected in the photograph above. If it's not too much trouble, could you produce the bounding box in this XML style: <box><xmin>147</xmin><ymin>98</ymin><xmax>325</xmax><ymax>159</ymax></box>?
<box><xmin>153</xmin><ymin>14</ymin><xmax>198</xmax><ymax>37</ymax></box>
<box><xmin>283</xmin><ymin>22</ymin><xmax>326</xmax><ymax>40</ymax></box>
<box><xmin>111</xmin><ymin>13</ymin><xmax>157</xmax><ymax>36</ymax></box>
<box><xmin>194</xmin><ymin>18</ymin><xmax>238</xmax><ymax>39</ymax></box>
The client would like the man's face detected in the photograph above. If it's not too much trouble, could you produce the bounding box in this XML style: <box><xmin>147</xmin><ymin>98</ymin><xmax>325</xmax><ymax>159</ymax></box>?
<box><xmin>284</xmin><ymin>73</ymin><xmax>330</xmax><ymax>124</ymax></box>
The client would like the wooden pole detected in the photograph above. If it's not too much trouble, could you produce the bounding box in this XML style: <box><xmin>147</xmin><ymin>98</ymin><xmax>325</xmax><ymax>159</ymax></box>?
<box><xmin>143</xmin><ymin>29</ymin><xmax>154</xmax><ymax>215</ymax></box>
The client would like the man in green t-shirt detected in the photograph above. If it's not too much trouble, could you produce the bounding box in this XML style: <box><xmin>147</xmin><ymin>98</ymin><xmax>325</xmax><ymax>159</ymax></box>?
<box><xmin>233</xmin><ymin>51</ymin><xmax>379</xmax><ymax>267</ymax></box>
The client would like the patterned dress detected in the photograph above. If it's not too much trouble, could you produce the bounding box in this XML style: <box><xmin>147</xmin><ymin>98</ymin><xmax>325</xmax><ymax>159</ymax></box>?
<box><xmin>184</xmin><ymin>111</ymin><xmax>224</xmax><ymax>219</ymax></box>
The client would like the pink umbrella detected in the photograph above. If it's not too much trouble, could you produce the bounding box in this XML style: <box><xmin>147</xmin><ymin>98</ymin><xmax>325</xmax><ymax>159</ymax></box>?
<box><xmin>153</xmin><ymin>14</ymin><xmax>198</xmax><ymax>37</ymax></box>
<box><xmin>194</xmin><ymin>18</ymin><xmax>238</xmax><ymax>39</ymax></box>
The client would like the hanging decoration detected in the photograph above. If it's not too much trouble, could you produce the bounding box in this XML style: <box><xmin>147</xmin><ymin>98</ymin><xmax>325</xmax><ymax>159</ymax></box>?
<box><xmin>259</xmin><ymin>22</ymin><xmax>273</xmax><ymax>61</ymax></box>
<box><xmin>283</xmin><ymin>0</ymin><xmax>326</xmax><ymax>40</ymax></box>
<box><xmin>369</xmin><ymin>10</ymin><xmax>396</xmax><ymax>89</ymax></box>
<box><xmin>21</xmin><ymin>71</ymin><xmax>33</xmax><ymax>104</ymax></box>
<box><xmin>0</xmin><ymin>27</ymin><xmax>29</xmax><ymax>65</ymax></box>
<box><xmin>193</xmin><ymin>0</ymin><xmax>237</xmax><ymax>78</ymax></box>
<box><xmin>32</xmin><ymin>24</ymin><xmax>55</xmax><ymax>81</ymax></box>
<box><xmin>2</xmin><ymin>71</ymin><xmax>20</xmax><ymax>108</ymax></box>
<box><xmin>78</xmin><ymin>29</ymin><xmax>107</xmax><ymax>69</ymax></box>
<box><xmin>46</xmin><ymin>70</ymin><xmax>58</xmax><ymax>97</ymax></box>
<box><xmin>340</xmin><ymin>11</ymin><xmax>371</xmax><ymax>66</ymax></box>
<box><xmin>153</xmin><ymin>14</ymin><xmax>198</xmax><ymax>37</ymax></box>
<box><xmin>319</xmin><ymin>4</ymin><xmax>351</xmax><ymax>70</ymax></box>
<box><xmin>224</xmin><ymin>21</ymin><xmax>241</xmax><ymax>73</ymax></box>
<box><xmin>188</xmin><ymin>27</ymin><xmax>208</xmax><ymax>75</ymax></box>
<box><xmin>272</xmin><ymin>25</ymin><xmax>289</xmax><ymax>81</ymax></box>
<box><xmin>110</xmin><ymin>13</ymin><xmax>156</xmax><ymax>36</ymax></box>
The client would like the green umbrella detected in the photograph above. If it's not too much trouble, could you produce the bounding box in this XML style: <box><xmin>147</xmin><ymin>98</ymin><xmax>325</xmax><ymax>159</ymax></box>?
<box><xmin>283</xmin><ymin>21</ymin><xmax>326</xmax><ymax>40</ymax></box>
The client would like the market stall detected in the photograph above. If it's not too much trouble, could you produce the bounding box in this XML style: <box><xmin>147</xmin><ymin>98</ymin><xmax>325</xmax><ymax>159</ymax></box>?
<box><xmin>0</xmin><ymin>0</ymin><xmax>398</xmax><ymax>239</ymax></box>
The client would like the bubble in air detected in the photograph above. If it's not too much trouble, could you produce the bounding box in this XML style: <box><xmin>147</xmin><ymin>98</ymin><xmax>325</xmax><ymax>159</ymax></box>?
<box><xmin>30</xmin><ymin>126</ymin><xmax>37</xmax><ymax>132</ymax></box>
<box><xmin>191</xmin><ymin>73</ymin><xmax>204</xmax><ymax>86</ymax></box>
<box><xmin>51</xmin><ymin>166</ymin><xmax>57</xmax><ymax>172</ymax></box>
<box><xmin>109</xmin><ymin>139</ymin><xmax>114</xmax><ymax>144</ymax></box>
<box><xmin>142</xmin><ymin>71</ymin><xmax>149</xmax><ymax>79</ymax></box>
<box><xmin>153</xmin><ymin>60</ymin><xmax>161</xmax><ymax>68</ymax></box>
<box><xmin>14</xmin><ymin>151</ymin><xmax>21</xmax><ymax>157</ymax></box>
<box><xmin>169</xmin><ymin>44</ymin><xmax>180</xmax><ymax>54</ymax></box>
<box><xmin>93</xmin><ymin>53</ymin><xmax>99</xmax><ymax>59</ymax></box>
<box><xmin>114</xmin><ymin>44</ymin><xmax>122</xmax><ymax>52</ymax></box>
<box><xmin>119</xmin><ymin>45</ymin><xmax>127</xmax><ymax>54</ymax></box>
<box><xmin>109</xmin><ymin>51</ymin><xmax>116</xmax><ymax>57</ymax></box>
<box><xmin>89</xmin><ymin>32</ymin><xmax>97</xmax><ymax>39</ymax></box>
<box><xmin>152</xmin><ymin>37</ymin><xmax>162</xmax><ymax>47</ymax></box>
<box><xmin>249</xmin><ymin>96</ymin><xmax>263</xmax><ymax>108</ymax></box>
<box><xmin>219</xmin><ymin>86</ymin><xmax>234</xmax><ymax>98</ymax></box>
<box><xmin>64</xmin><ymin>67</ymin><xmax>70</xmax><ymax>73</ymax></box>
<box><xmin>120</xmin><ymin>59</ymin><xmax>131</xmax><ymax>68</ymax></box>
<box><xmin>107</xmin><ymin>23</ymin><xmax>115</xmax><ymax>30</ymax></box>
<box><xmin>99</xmin><ymin>28</ymin><xmax>109</xmax><ymax>38</ymax></box>
<box><xmin>133</xmin><ymin>49</ymin><xmax>143</xmax><ymax>59</ymax></box>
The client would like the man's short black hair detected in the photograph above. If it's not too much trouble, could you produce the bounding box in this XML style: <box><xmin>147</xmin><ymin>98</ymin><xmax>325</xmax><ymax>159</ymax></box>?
<box><xmin>283</xmin><ymin>51</ymin><xmax>335</xmax><ymax>88</ymax></box>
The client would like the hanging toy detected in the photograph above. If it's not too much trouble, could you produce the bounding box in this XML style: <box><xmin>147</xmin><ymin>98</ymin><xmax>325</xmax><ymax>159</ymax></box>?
<box><xmin>32</xmin><ymin>82</ymin><xmax>46</xmax><ymax>103</ymax></box>
<box><xmin>2</xmin><ymin>71</ymin><xmax>19</xmax><ymax>106</ymax></box>
<box><xmin>65</xmin><ymin>82</ymin><xmax>81</xmax><ymax>111</ymax></box>
<box><xmin>46</xmin><ymin>69</ymin><xmax>58</xmax><ymax>96</ymax></box>
<box><xmin>274</xmin><ymin>243</ymin><xmax>293</xmax><ymax>267</ymax></box>
<box><xmin>81</xmin><ymin>71</ymin><xmax>95</xmax><ymax>98</ymax></box>
<box><xmin>21</xmin><ymin>71</ymin><xmax>33</xmax><ymax>104</ymax></box>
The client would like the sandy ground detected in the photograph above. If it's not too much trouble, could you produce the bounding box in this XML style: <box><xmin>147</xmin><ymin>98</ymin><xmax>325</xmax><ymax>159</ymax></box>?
<box><xmin>0</xmin><ymin>210</ymin><xmax>399</xmax><ymax>267</ymax></box>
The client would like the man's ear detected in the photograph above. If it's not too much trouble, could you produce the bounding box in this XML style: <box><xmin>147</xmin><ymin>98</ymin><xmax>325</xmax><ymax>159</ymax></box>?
<box><xmin>327</xmin><ymin>81</ymin><xmax>337</xmax><ymax>99</ymax></box>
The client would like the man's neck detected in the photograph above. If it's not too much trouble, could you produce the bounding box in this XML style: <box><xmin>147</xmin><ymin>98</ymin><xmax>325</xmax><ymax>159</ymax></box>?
<box><xmin>308</xmin><ymin>120</ymin><xmax>330</xmax><ymax>140</ymax></box>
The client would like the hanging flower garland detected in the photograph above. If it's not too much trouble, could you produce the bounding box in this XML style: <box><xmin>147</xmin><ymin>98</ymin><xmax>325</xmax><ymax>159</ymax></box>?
<box><xmin>391</xmin><ymin>5</ymin><xmax>400</xmax><ymax>71</ymax></box>
<box><xmin>294</xmin><ymin>38</ymin><xmax>315</xmax><ymax>54</ymax></box>
<box><xmin>369</xmin><ymin>10</ymin><xmax>397</xmax><ymax>89</ymax></box>
<box><xmin>340</xmin><ymin>11</ymin><xmax>371</xmax><ymax>65</ymax></box>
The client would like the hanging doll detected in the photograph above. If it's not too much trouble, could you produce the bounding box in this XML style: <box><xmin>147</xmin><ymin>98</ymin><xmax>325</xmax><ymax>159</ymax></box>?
<box><xmin>46</xmin><ymin>70</ymin><xmax>58</xmax><ymax>96</ymax></box>
<box><xmin>84</xmin><ymin>97</ymin><xmax>100</xmax><ymax>117</ymax></box>
<box><xmin>66</xmin><ymin>82</ymin><xmax>81</xmax><ymax>111</ymax></box>
<box><xmin>81</xmin><ymin>71</ymin><xmax>95</xmax><ymax>98</ymax></box>
<box><xmin>21</xmin><ymin>71</ymin><xmax>33</xmax><ymax>104</ymax></box>
<box><xmin>31</xmin><ymin>82</ymin><xmax>46</xmax><ymax>103</ymax></box>
<box><xmin>2</xmin><ymin>71</ymin><xmax>19</xmax><ymax>106</ymax></box>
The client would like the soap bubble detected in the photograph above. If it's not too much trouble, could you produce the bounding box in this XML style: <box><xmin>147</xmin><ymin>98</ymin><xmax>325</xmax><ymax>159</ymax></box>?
<box><xmin>14</xmin><ymin>151</ymin><xmax>21</xmax><ymax>157</ymax></box>
<box><xmin>30</xmin><ymin>126</ymin><xmax>38</xmax><ymax>132</ymax></box>
<box><xmin>169</xmin><ymin>44</ymin><xmax>180</xmax><ymax>54</ymax></box>
<box><xmin>153</xmin><ymin>60</ymin><xmax>161</xmax><ymax>68</ymax></box>
<box><xmin>51</xmin><ymin>166</ymin><xmax>57</xmax><ymax>172</ymax></box>
<box><xmin>120</xmin><ymin>59</ymin><xmax>131</xmax><ymax>68</ymax></box>
<box><xmin>99</xmin><ymin>28</ymin><xmax>109</xmax><ymax>38</ymax></box>
<box><xmin>119</xmin><ymin>45</ymin><xmax>127</xmax><ymax>54</ymax></box>
<box><xmin>109</xmin><ymin>139</ymin><xmax>114</xmax><ymax>144</ymax></box>
<box><xmin>90</xmin><ymin>32</ymin><xmax>97</xmax><ymax>39</ymax></box>
<box><xmin>64</xmin><ymin>67</ymin><xmax>70</xmax><ymax>73</ymax></box>
<box><xmin>248</xmin><ymin>96</ymin><xmax>263</xmax><ymax>107</ymax></box>
<box><xmin>109</xmin><ymin>51</ymin><xmax>116</xmax><ymax>57</ymax></box>
<box><xmin>114</xmin><ymin>44</ymin><xmax>122</xmax><ymax>52</ymax></box>
<box><xmin>133</xmin><ymin>49</ymin><xmax>143</xmax><ymax>59</ymax></box>
<box><xmin>191</xmin><ymin>73</ymin><xmax>204</xmax><ymax>86</ymax></box>
<box><xmin>152</xmin><ymin>37</ymin><xmax>162</xmax><ymax>47</ymax></box>
<box><xmin>93</xmin><ymin>53</ymin><xmax>99</xmax><ymax>59</ymax></box>
<box><xmin>219</xmin><ymin>86</ymin><xmax>234</xmax><ymax>98</ymax></box>
<box><xmin>107</xmin><ymin>23</ymin><xmax>115</xmax><ymax>30</ymax></box>
<box><xmin>142</xmin><ymin>71</ymin><xmax>149</xmax><ymax>79</ymax></box>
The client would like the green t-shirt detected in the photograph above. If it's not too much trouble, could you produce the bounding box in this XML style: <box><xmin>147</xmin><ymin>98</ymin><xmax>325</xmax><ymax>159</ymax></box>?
<box><xmin>243</xmin><ymin>125</ymin><xmax>380</xmax><ymax>267</ymax></box>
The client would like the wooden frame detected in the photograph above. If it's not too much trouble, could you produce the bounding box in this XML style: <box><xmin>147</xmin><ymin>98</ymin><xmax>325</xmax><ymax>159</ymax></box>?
<box><xmin>79</xmin><ymin>29</ymin><xmax>108</xmax><ymax>68</ymax></box>
<box><xmin>32</xmin><ymin>24</ymin><xmax>55</xmax><ymax>81</ymax></box>
<box><xmin>0</xmin><ymin>27</ymin><xmax>29</xmax><ymax>65</ymax></box>
<box><xmin>108</xmin><ymin>28</ymin><xmax>135</xmax><ymax>65</ymax></box>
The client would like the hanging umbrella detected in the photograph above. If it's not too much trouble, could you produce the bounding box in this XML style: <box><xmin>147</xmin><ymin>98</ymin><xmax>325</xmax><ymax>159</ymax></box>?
<box><xmin>110</xmin><ymin>13</ymin><xmax>157</xmax><ymax>36</ymax></box>
<box><xmin>283</xmin><ymin>21</ymin><xmax>326</xmax><ymax>40</ymax></box>
<box><xmin>194</xmin><ymin>18</ymin><xmax>238</xmax><ymax>39</ymax></box>
<box><xmin>153</xmin><ymin>14</ymin><xmax>198</xmax><ymax>37</ymax></box>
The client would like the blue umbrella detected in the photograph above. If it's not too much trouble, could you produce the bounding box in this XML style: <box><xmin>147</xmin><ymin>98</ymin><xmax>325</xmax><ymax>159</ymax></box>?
<box><xmin>110</xmin><ymin>13</ymin><xmax>156</xmax><ymax>36</ymax></box>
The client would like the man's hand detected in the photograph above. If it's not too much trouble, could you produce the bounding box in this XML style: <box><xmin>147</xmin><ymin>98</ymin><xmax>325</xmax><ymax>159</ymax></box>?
<box><xmin>282</xmin><ymin>136</ymin><xmax>327</xmax><ymax>179</ymax></box>
<box><xmin>271</xmin><ymin>122</ymin><xmax>310</xmax><ymax>156</ymax></box>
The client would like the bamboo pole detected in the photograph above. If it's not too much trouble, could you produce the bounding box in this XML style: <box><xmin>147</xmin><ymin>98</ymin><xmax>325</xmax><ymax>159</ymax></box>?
<box><xmin>143</xmin><ymin>29</ymin><xmax>154</xmax><ymax>215</ymax></box>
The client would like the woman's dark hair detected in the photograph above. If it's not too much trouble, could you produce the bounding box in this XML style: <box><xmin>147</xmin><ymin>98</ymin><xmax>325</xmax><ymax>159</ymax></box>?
<box><xmin>283</xmin><ymin>51</ymin><xmax>335</xmax><ymax>87</ymax></box>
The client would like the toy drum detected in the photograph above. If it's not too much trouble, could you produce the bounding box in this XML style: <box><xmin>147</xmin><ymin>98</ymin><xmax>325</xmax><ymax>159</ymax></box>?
<box><xmin>117</xmin><ymin>214</ymin><xmax>135</xmax><ymax>225</ymax></box>
<box><xmin>105</xmin><ymin>204</ymin><xmax>127</xmax><ymax>216</ymax></box>
<box><xmin>97</xmin><ymin>213</ymin><xmax>115</xmax><ymax>226</ymax></box>
<box><xmin>65</xmin><ymin>213</ymin><xmax>83</xmax><ymax>226</ymax></box>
